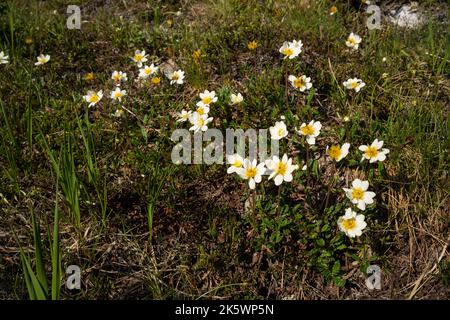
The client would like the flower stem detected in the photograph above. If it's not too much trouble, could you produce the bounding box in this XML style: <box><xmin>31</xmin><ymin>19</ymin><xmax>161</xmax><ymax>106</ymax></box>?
<box><xmin>284</xmin><ymin>61</ymin><xmax>289</xmax><ymax>108</ymax></box>
<box><xmin>276</xmin><ymin>184</ymin><xmax>282</xmax><ymax>217</ymax></box>
<box><xmin>324</xmin><ymin>162</ymin><xmax>336</xmax><ymax>212</ymax></box>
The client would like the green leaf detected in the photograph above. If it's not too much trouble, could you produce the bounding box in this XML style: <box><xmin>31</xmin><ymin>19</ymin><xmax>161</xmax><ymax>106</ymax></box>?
<box><xmin>31</xmin><ymin>210</ymin><xmax>48</xmax><ymax>293</ymax></box>
<box><xmin>21</xmin><ymin>250</ymin><xmax>47</xmax><ymax>300</ymax></box>
<box><xmin>334</xmin><ymin>276</ymin><xmax>346</xmax><ymax>287</ymax></box>
<box><xmin>51</xmin><ymin>187</ymin><xmax>61</xmax><ymax>300</ymax></box>
<box><xmin>332</xmin><ymin>260</ymin><xmax>341</xmax><ymax>276</ymax></box>
<box><xmin>316</xmin><ymin>238</ymin><xmax>325</xmax><ymax>247</ymax></box>
<box><xmin>20</xmin><ymin>255</ymin><xmax>36</xmax><ymax>300</ymax></box>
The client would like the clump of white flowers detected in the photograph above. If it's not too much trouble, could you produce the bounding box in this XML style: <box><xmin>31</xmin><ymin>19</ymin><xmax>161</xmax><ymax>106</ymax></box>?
<box><xmin>84</xmin><ymin>90</ymin><xmax>103</xmax><ymax>107</ymax></box>
<box><xmin>343</xmin><ymin>179</ymin><xmax>376</xmax><ymax>211</ymax></box>
<box><xmin>197</xmin><ymin>90</ymin><xmax>217</xmax><ymax>108</ymax></box>
<box><xmin>138</xmin><ymin>64</ymin><xmax>158</xmax><ymax>80</ymax></box>
<box><xmin>279</xmin><ymin>40</ymin><xmax>303</xmax><ymax>59</ymax></box>
<box><xmin>338</xmin><ymin>208</ymin><xmax>367</xmax><ymax>238</ymax></box>
<box><xmin>345</xmin><ymin>32</ymin><xmax>362</xmax><ymax>50</ymax></box>
<box><xmin>168</xmin><ymin>69</ymin><xmax>185</xmax><ymax>85</ymax></box>
<box><xmin>288</xmin><ymin>75</ymin><xmax>312</xmax><ymax>92</ymax></box>
<box><xmin>327</xmin><ymin>143</ymin><xmax>350</xmax><ymax>162</ymax></box>
<box><xmin>297</xmin><ymin>120</ymin><xmax>322</xmax><ymax>145</ymax></box>
<box><xmin>269</xmin><ymin>121</ymin><xmax>288</xmax><ymax>140</ymax></box>
<box><xmin>343</xmin><ymin>78</ymin><xmax>365</xmax><ymax>92</ymax></box>
<box><xmin>110</xmin><ymin>87</ymin><xmax>126</xmax><ymax>102</ymax></box>
<box><xmin>226</xmin><ymin>154</ymin><xmax>244</xmax><ymax>174</ymax></box>
<box><xmin>236</xmin><ymin>158</ymin><xmax>266</xmax><ymax>189</ymax></box>
<box><xmin>176</xmin><ymin>109</ymin><xmax>192</xmax><ymax>122</ymax></box>
<box><xmin>265</xmin><ymin>154</ymin><xmax>298</xmax><ymax>186</ymax></box>
<box><xmin>188</xmin><ymin>113</ymin><xmax>213</xmax><ymax>133</ymax></box>
<box><xmin>230</xmin><ymin>93</ymin><xmax>244</xmax><ymax>105</ymax></box>
<box><xmin>35</xmin><ymin>54</ymin><xmax>50</xmax><ymax>66</ymax></box>
<box><xmin>111</xmin><ymin>71</ymin><xmax>127</xmax><ymax>85</ymax></box>
<box><xmin>359</xmin><ymin>139</ymin><xmax>389</xmax><ymax>163</ymax></box>
<box><xmin>131</xmin><ymin>50</ymin><xmax>148</xmax><ymax>67</ymax></box>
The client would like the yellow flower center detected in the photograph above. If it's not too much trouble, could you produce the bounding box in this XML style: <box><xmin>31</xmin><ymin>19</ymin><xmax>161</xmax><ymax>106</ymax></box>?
<box><xmin>248</xmin><ymin>41</ymin><xmax>258</xmax><ymax>50</ymax></box>
<box><xmin>85</xmin><ymin>73</ymin><xmax>94</xmax><ymax>81</ymax></box>
<box><xmin>351</xmin><ymin>188</ymin><xmax>364</xmax><ymax>200</ymax></box>
<box><xmin>342</xmin><ymin>218</ymin><xmax>356</xmax><ymax>231</ymax></box>
<box><xmin>172</xmin><ymin>73</ymin><xmax>179</xmax><ymax>80</ymax></box>
<box><xmin>294</xmin><ymin>77</ymin><xmax>305</xmax><ymax>88</ymax></box>
<box><xmin>134</xmin><ymin>54</ymin><xmax>143</xmax><ymax>61</ymax></box>
<box><xmin>114</xmin><ymin>92</ymin><xmax>122</xmax><ymax>98</ymax></box>
<box><xmin>348</xmin><ymin>37</ymin><xmax>356</xmax><ymax>45</ymax></box>
<box><xmin>197</xmin><ymin>107</ymin><xmax>205</xmax><ymax>115</ymax></box>
<box><xmin>202</xmin><ymin>96</ymin><xmax>212</xmax><ymax>105</ymax></box>
<box><xmin>282</xmin><ymin>47</ymin><xmax>293</xmax><ymax>57</ymax></box>
<box><xmin>197</xmin><ymin>117</ymin><xmax>205</xmax><ymax>126</ymax></box>
<box><xmin>145</xmin><ymin>68</ymin><xmax>152</xmax><ymax>75</ymax></box>
<box><xmin>89</xmin><ymin>94</ymin><xmax>99</xmax><ymax>103</ymax></box>
<box><xmin>38</xmin><ymin>57</ymin><xmax>46</xmax><ymax>63</ymax></box>
<box><xmin>328</xmin><ymin>145</ymin><xmax>342</xmax><ymax>160</ymax></box>
<box><xmin>275</xmin><ymin>162</ymin><xmax>287</xmax><ymax>176</ymax></box>
<box><xmin>277</xmin><ymin>128</ymin><xmax>285</xmax><ymax>137</ymax></box>
<box><xmin>330</xmin><ymin>6</ymin><xmax>337</xmax><ymax>14</ymax></box>
<box><xmin>245</xmin><ymin>167</ymin><xmax>257</xmax><ymax>178</ymax></box>
<box><xmin>233</xmin><ymin>160</ymin><xmax>242</xmax><ymax>167</ymax></box>
<box><xmin>113</xmin><ymin>74</ymin><xmax>121</xmax><ymax>81</ymax></box>
<box><xmin>350</xmin><ymin>81</ymin><xmax>358</xmax><ymax>89</ymax></box>
<box><xmin>301</xmin><ymin>125</ymin><xmax>315</xmax><ymax>136</ymax></box>
<box><xmin>152</xmin><ymin>77</ymin><xmax>161</xmax><ymax>84</ymax></box>
<box><xmin>365</xmin><ymin>146</ymin><xmax>379</xmax><ymax>159</ymax></box>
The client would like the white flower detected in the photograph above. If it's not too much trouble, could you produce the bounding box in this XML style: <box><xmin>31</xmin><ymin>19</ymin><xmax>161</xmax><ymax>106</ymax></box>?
<box><xmin>196</xmin><ymin>90</ymin><xmax>217</xmax><ymax>108</ymax></box>
<box><xmin>338</xmin><ymin>208</ymin><xmax>367</xmax><ymax>238</ymax></box>
<box><xmin>35</xmin><ymin>54</ymin><xmax>50</xmax><ymax>66</ymax></box>
<box><xmin>169</xmin><ymin>69</ymin><xmax>185</xmax><ymax>85</ymax></box>
<box><xmin>297</xmin><ymin>120</ymin><xmax>322</xmax><ymax>145</ymax></box>
<box><xmin>265</xmin><ymin>154</ymin><xmax>298</xmax><ymax>186</ymax></box>
<box><xmin>176</xmin><ymin>109</ymin><xmax>192</xmax><ymax>122</ymax></box>
<box><xmin>0</xmin><ymin>51</ymin><xmax>9</xmax><ymax>64</ymax></box>
<box><xmin>196</xmin><ymin>105</ymin><xmax>210</xmax><ymax>116</ymax></box>
<box><xmin>269</xmin><ymin>121</ymin><xmax>288</xmax><ymax>140</ymax></box>
<box><xmin>237</xmin><ymin>158</ymin><xmax>266</xmax><ymax>189</ymax></box>
<box><xmin>110</xmin><ymin>87</ymin><xmax>126</xmax><ymax>102</ymax></box>
<box><xmin>230</xmin><ymin>93</ymin><xmax>243</xmax><ymax>105</ymax></box>
<box><xmin>111</xmin><ymin>71</ymin><xmax>127</xmax><ymax>85</ymax></box>
<box><xmin>343</xmin><ymin>78</ymin><xmax>366</xmax><ymax>92</ymax></box>
<box><xmin>188</xmin><ymin>112</ymin><xmax>213</xmax><ymax>132</ymax></box>
<box><xmin>359</xmin><ymin>139</ymin><xmax>389</xmax><ymax>163</ymax></box>
<box><xmin>288</xmin><ymin>75</ymin><xmax>312</xmax><ymax>92</ymax></box>
<box><xmin>226</xmin><ymin>154</ymin><xmax>244</xmax><ymax>174</ymax></box>
<box><xmin>131</xmin><ymin>50</ymin><xmax>148</xmax><ymax>67</ymax></box>
<box><xmin>84</xmin><ymin>90</ymin><xmax>103</xmax><ymax>107</ymax></box>
<box><xmin>279</xmin><ymin>40</ymin><xmax>302</xmax><ymax>59</ymax></box>
<box><xmin>345</xmin><ymin>32</ymin><xmax>362</xmax><ymax>50</ymax></box>
<box><xmin>138</xmin><ymin>64</ymin><xmax>158</xmax><ymax>79</ymax></box>
<box><xmin>291</xmin><ymin>40</ymin><xmax>303</xmax><ymax>51</ymax></box>
<box><xmin>326</xmin><ymin>143</ymin><xmax>350</xmax><ymax>162</ymax></box>
<box><xmin>343</xmin><ymin>179</ymin><xmax>376</xmax><ymax>211</ymax></box>
<box><xmin>113</xmin><ymin>107</ymin><xmax>125</xmax><ymax>117</ymax></box>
